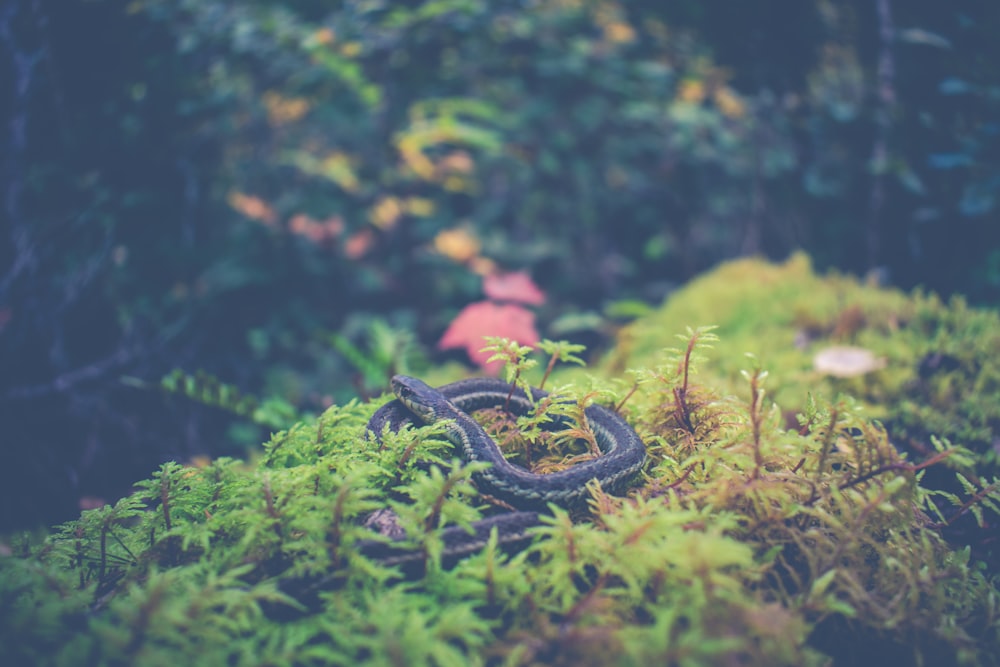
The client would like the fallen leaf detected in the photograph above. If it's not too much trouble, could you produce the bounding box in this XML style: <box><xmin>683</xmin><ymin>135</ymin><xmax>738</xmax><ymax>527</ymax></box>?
<box><xmin>439</xmin><ymin>301</ymin><xmax>540</xmax><ymax>374</ymax></box>
<box><xmin>483</xmin><ymin>271</ymin><xmax>545</xmax><ymax>305</ymax></box>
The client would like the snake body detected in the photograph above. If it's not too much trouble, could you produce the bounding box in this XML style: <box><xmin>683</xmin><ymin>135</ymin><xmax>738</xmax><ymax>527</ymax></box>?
<box><xmin>370</xmin><ymin>375</ymin><xmax>646</xmax><ymax>509</ymax></box>
<box><xmin>361</xmin><ymin>375</ymin><xmax>646</xmax><ymax>567</ymax></box>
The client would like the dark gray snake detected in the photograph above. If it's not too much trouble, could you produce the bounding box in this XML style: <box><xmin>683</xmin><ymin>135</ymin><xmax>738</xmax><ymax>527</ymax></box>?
<box><xmin>359</xmin><ymin>375</ymin><xmax>647</xmax><ymax>569</ymax></box>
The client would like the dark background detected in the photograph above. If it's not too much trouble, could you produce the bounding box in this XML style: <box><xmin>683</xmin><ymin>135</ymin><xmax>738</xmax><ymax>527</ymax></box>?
<box><xmin>2</xmin><ymin>0</ymin><xmax>998</xmax><ymax>530</ymax></box>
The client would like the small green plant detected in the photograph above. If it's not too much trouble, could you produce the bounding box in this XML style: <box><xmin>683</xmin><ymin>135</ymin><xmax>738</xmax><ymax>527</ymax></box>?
<box><xmin>330</xmin><ymin>318</ymin><xmax>424</xmax><ymax>392</ymax></box>
<box><xmin>476</xmin><ymin>338</ymin><xmax>618</xmax><ymax>474</ymax></box>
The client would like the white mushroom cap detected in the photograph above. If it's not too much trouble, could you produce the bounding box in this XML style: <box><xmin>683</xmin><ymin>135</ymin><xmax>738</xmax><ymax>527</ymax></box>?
<box><xmin>813</xmin><ymin>346</ymin><xmax>886</xmax><ymax>378</ymax></box>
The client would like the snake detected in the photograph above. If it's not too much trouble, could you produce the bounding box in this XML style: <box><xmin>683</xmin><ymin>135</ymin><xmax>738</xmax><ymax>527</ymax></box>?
<box><xmin>360</xmin><ymin>375</ymin><xmax>647</xmax><ymax>569</ymax></box>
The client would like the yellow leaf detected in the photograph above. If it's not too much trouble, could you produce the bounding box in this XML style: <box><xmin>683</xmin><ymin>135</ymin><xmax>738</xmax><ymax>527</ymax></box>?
<box><xmin>370</xmin><ymin>197</ymin><xmax>403</xmax><ymax>230</ymax></box>
<box><xmin>678</xmin><ymin>79</ymin><xmax>706</xmax><ymax>104</ymax></box>
<box><xmin>284</xmin><ymin>150</ymin><xmax>361</xmax><ymax>193</ymax></box>
<box><xmin>403</xmin><ymin>197</ymin><xmax>434</xmax><ymax>217</ymax></box>
<box><xmin>714</xmin><ymin>86</ymin><xmax>747</xmax><ymax>118</ymax></box>
<box><xmin>398</xmin><ymin>140</ymin><xmax>436</xmax><ymax>180</ymax></box>
<box><xmin>603</xmin><ymin>21</ymin><xmax>636</xmax><ymax>44</ymax></box>
<box><xmin>321</xmin><ymin>152</ymin><xmax>361</xmax><ymax>193</ymax></box>
<box><xmin>433</xmin><ymin>227</ymin><xmax>480</xmax><ymax>263</ymax></box>
<box><xmin>443</xmin><ymin>175</ymin><xmax>475</xmax><ymax>193</ymax></box>
<box><xmin>262</xmin><ymin>91</ymin><xmax>310</xmax><ymax>126</ymax></box>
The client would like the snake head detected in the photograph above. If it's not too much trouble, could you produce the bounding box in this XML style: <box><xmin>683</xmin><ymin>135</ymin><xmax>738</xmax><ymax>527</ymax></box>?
<box><xmin>390</xmin><ymin>374</ymin><xmax>438</xmax><ymax>423</ymax></box>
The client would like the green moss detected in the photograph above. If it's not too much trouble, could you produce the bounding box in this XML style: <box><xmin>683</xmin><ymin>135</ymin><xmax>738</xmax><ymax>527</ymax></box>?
<box><xmin>610</xmin><ymin>253</ymin><xmax>1000</xmax><ymax>472</ymax></box>
<box><xmin>4</xmin><ymin>258</ymin><xmax>1000</xmax><ymax>665</ymax></box>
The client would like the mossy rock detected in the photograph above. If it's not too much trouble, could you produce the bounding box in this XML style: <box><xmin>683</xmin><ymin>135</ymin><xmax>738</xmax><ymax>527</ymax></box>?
<box><xmin>608</xmin><ymin>252</ymin><xmax>1000</xmax><ymax>473</ymax></box>
<box><xmin>3</xmin><ymin>256</ymin><xmax>1000</xmax><ymax>666</ymax></box>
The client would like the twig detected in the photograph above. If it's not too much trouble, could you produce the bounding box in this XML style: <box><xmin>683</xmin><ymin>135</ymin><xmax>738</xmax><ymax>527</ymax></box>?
<box><xmin>614</xmin><ymin>381</ymin><xmax>639</xmax><ymax>413</ymax></box>
<box><xmin>4</xmin><ymin>346</ymin><xmax>136</xmax><ymax>399</ymax></box>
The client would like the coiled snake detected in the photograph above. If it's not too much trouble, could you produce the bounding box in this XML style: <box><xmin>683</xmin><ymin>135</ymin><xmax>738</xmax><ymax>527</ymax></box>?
<box><xmin>360</xmin><ymin>375</ymin><xmax>647</xmax><ymax>568</ymax></box>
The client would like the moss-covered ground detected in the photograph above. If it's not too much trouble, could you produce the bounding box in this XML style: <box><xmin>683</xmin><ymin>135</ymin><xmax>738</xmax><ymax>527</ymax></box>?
<box><xmin>3</xmin><ymin>255</ymin><xmax>999</xmax><ymax>666</ymax></box>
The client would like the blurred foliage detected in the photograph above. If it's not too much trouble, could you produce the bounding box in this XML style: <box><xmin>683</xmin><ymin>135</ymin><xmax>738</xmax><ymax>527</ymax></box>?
<box><xmin>2</xmin><ymin>0</ymin><xmax>1000</xmax><ymax>528</ymax></box>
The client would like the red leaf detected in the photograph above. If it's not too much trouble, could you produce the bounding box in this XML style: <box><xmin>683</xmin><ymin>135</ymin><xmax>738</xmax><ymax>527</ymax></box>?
<box><xmin>482</xmin><ymin>271</ymin><xmax>545</xmax><ymax>305</ymax></box>
<box><xmin>438</xmin><ymin>301</ymin><xmax>540</xmax><ymax>374</ymax></box>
